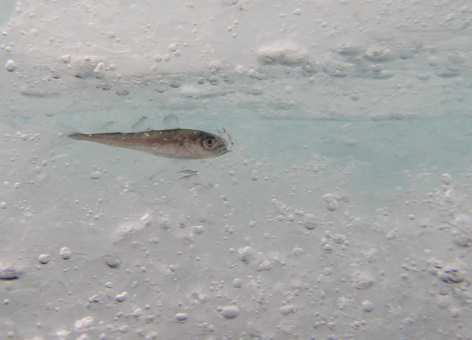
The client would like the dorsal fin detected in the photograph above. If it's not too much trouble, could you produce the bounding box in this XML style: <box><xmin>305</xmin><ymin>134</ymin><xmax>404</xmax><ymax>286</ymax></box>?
<box><xmin>162</xmin><ymin>114</ymin><xmax>180</xmax><ymax>129</ymax></box>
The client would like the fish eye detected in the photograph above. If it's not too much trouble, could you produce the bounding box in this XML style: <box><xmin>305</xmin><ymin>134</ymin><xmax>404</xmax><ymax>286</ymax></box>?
<box><xmin>203</xmin><ymin>136</ymin><xmax>216</xmax><ymax>149</ymax></box>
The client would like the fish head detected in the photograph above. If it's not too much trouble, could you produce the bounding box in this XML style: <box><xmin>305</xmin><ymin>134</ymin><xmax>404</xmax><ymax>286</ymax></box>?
<box><xmin>192</xmin><ymin>131</ymin><xmax>229</xmax><ymax>158</ymax></box>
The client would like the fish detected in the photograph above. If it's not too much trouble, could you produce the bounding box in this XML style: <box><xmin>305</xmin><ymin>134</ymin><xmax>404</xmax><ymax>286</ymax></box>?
<box><xmin>68</xmin><ymin>114</ymin><xmax>229</xmax><ymax>159</ymax></box>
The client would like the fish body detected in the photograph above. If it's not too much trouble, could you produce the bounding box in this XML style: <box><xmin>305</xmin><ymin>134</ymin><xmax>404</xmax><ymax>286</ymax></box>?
<box><xmin>68</xmin><ymin>128</ymin><xmax>229</xmax><ymax>159</ymax></box>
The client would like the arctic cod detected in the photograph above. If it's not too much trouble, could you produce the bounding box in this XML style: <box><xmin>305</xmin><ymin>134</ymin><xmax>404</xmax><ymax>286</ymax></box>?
<box><xmin>68</xmin><ymin>114</ymin><xmax>229</xmax><ymax>159</ymax></box>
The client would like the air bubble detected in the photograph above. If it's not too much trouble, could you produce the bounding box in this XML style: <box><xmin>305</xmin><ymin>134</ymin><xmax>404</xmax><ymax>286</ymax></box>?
<box><xmin>418</xmin><ymin>220</ymin><xmax>431</xmax><ymax>228</ymax></box>
<box><xmin>303</xmin><ymin>214</ymin><xmax>317</xmax><ymax>230</ymax></box>
<box><xmin>292</xmin><ymin>247</ymin><xmax>305</xmax><ymax>256</ymax></box>
<box><xmin>55</xmin><ymin>330</ymin><xmax>70</xmax><ymax>338</ymax></box>
<box><xmin>194</xmin><ymin>225</ymin><xmax>205</xmax><ymax>234</ymax></box>
<box><xmin>132</xmin><ymin>308</ymin><xmax>144</xmax><ymax>318</ymax></box>
<box><xmin>257</xmin><ymin>40</ymin><xmax>308</xmax><ymax>66</ymax></box>
<box><xmin>59</xmin><ymin>247</ymin><xmax>71</xmax><ymax>260</ymax></box>
<box><xmin>452</xmin><ymin>230</ymin><xmax>471</xmax><ymax>247</ymax></box>
<box><xmin>279</xmin><ymin>304</ymin><xmax>296</xmax><ymax>315</ymax></box>
<box><xmin>322</xmin><ymin>267</ymin><xmax>332</xmax><ymax>276</ymax></box>
<box><xmin>59</xmin><ymin>55</ymin><xmax>71</xmax><ymax>63</ymax></box>
<box><xmin>233</xmin><ymin>278</ymin><xmax>243</xmax><ymax>288</ymax></box>
<box><xmin>323</xmin><ymin>62</ymin><xmax>353</xmax><ymax>77</ymax></box>
<box><xmin>441</xmin><ymin>173</ymin><xmax>453</xmax><ymax>185</ymax></box>
<box><xmin>175</xmin><ymin>313</ymin><xmax>188</xmax><ymax>321</ymax></box>
<box><xmin>238</xmin><ymin>247</ymin><xmax>255</xmax><ymax>262</ymax></box>
<box><xmin>323</xmin><ymin>193</ymin><xmax>339</xmax><ymax>211</ymax></box>
<box><xmin>115</xmin><ymin>88</ymin><xmax>129</xmax><ymax>97</ymax></box>
<box><xmin>352</xmin><ymin>271</ymin><xmax>373</xmax><ymax>290</ymax></box>
<box><xmin>364</xmin><ymin>48</ymin><xmax>396</xmax><ymax>62</ymax></box>
<box><xmin>117</xmin><ymin>324</ymin><xmax>129</xmax><ymax>333</ymax></box>
<box><xmin>323</xmin><ymin>244</ymin><xmax>333</xmax><ymax>253</ymax></box>
<box><xmin>74</xmin><ymin>316</ymin><xmax>94</xmax><ymax>331</ymax></box>
<box><xmin>431</xmin><ymin>258</ymin><xmax>444</xmax><ymax>269</ymax></box>
<box><xmin>0</xmin><ymin>268</ymin><xmax>20</xmax><ymax>280</ymax></box>
<box><xmin>386</xmin><ymin>230</ymin><xmax>396</xmax><ymax>240</ymax></box>
<box><xmin>438</xmin><ymin>263</ymin><xmax>466</xmax><ymax>283</ymax></box>
<box><xmin>437</xmin><ymin>296</ymin><xmax>450</xmax><ymax>309</ymax></box>
<box><xmin>5</xmin><ymin>59</ymin><xmax>17</xmax><ymax>72</ymax></box>
<box><xmin>302</xmin><ymin>61</ymin><xmax>317</xmax><ymax>74</ymax></box>
<box><xmin>256</xmin><ymin>259</ymin><xmax>275</xmax><ymax>272</ymax></box>
<box><xmin>116</xmin><ymin>291</ymin><xmax>128</xmax><ymax>302</ymax></box>
<box><xmin>333</xmin><ymin>234</ymin><xmax>346</xmax><ymax>244</ymax></box>
<box><xmin>38</xmin><ymin>254</ymin><xmax>49</xmax><ymax>264</ymax></box>
<box><xmin>435</xmin><ymin>65</ymin><xmax>461</xmax><ymax>78</ymax></box>
<box><xmin>219</xmin><ymin>305</ymin><xmax>240</xmax><ymax>319</ymax></box>
<box><xmin>251</xmin><ymin>170</ymin><xmax>259</xmax><ymax>181</ymax></box>
<box><xmin>104</xmin><ymin>255</ymin><xmax>122</xmax><ymax>269</ymax></box>
<box><xmin>336</xmin><ymin>45</ymin><xmax>366</xmax><ymax>56</ymax></box>
<box><xmin>427</xmin><ymin>56</ymin><xmax>442</xmax><ymax>67</ymax></box>
<box><xmin>448</xmin><ymin>52</ymin><xmax>466</xmax><ymax>64</ymax></box>
<box><xmin>362</xmin><ymin>300</ymin><xmax>374</xmax><ymax>312</ymax></box>
<box><xmin>89</xmin><ymin>171</ymin><xmax>101</xmax><ymax>180</ymax></box>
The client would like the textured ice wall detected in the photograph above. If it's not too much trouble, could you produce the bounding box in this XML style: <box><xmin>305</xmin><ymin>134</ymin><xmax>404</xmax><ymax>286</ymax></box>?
<box><xmin>1</xmin><ymin>0</ymin><xmax>471</xmax><ymax>120</ymax></box>
<box><xmin>1</xmin><ymin>1</ymin><xmax>472</xmax><ymax>340</ymax></box>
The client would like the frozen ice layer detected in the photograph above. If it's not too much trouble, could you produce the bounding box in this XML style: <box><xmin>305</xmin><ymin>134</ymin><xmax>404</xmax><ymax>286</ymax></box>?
<box><xmin>0</xmin><ymin>0</ymin><xmax>15</xmax><ymax>27</ymax></box>
<box><xmin>257</xmin><ymin>40</ymin><xmax>309</xmax><ymax>66</ymax></box>
<box><xmin>0</xmin><ymin>0</ymin><xmax>469</xmax><ymax>121</ymax></box>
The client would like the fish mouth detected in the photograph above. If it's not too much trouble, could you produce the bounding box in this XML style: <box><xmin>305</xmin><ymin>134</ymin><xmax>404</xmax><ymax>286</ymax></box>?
<box><xmin>215</xmin><ymin>145</ymin><xmax>230</xmax><ymax>156</ymax></box>
<box><xmin>213</xmin><ymin>135</ymin><xmax>231</xmax><ymax>157</ymax></box>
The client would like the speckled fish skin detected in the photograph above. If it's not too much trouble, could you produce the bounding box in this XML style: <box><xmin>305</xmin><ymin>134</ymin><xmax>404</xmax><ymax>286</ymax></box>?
<box><xmin>68</xmin><ymin>128</ymin><xmax>229</xmax><ymax>159</ymax></box>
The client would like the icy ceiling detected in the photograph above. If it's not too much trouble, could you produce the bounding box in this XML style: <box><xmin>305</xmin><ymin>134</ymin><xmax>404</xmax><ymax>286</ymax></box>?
<box><xmin>1</xmin><ymin>0</ymin><xmax>471</xmax><ymax>120</ymax></box>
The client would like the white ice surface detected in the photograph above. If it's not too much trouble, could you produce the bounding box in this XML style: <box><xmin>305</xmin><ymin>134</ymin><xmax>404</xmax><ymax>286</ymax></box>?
<box><xmin>0</xmin><ymin>1</ymin><xmax>472</xmax><ymax>339</ymax></box>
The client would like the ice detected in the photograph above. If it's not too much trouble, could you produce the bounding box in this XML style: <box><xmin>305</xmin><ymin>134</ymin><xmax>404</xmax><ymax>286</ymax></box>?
<box><xmin>1</xmin><ymin>0</ymin><xmax>472</xmax><ymax>339</ymax></box>
<box><xmin>257</xmin><ymin>40</ymin><xmax>309</xmax><ymax>66</ymax></box>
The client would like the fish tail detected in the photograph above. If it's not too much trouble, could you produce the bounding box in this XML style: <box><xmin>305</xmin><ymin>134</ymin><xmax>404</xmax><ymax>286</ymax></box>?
<box><xmin>68</xmin><ymin>132</ymin><xmax>91</xmax><ymax>140</ymax></box>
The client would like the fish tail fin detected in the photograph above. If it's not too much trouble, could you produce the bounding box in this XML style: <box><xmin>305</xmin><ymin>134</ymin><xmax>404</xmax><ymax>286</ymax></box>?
<box><xmin>48</xmin><ymin>121</ymin><xmax>86</xmax><ymax>148</ymax></box>
<box><xmin>68</xmin><ymin>132</ymin><xmax>90</xmax><ymax>141</ymax></box>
